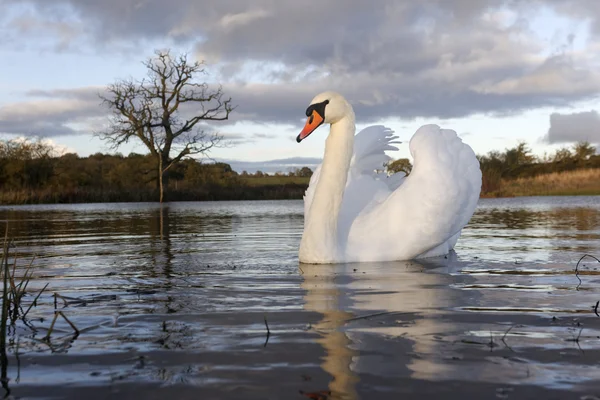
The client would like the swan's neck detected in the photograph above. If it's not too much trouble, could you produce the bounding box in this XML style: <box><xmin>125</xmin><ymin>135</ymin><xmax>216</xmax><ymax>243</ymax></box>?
<box><xmin>300</xmin><ymin>115</ymin><xmax>355</xmax><ymax>263</ymax></box>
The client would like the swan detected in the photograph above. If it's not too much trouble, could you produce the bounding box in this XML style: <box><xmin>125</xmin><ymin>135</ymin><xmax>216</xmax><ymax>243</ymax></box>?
<box><xmin>296</xmin><ymin>91</ymin><xmax>482</xmax><ymax>264</ymax></box>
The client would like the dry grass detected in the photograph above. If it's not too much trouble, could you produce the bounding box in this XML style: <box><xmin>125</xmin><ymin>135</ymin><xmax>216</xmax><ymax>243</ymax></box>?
<box><xmin>492</xmin><ymin>168</ymin><xmax>600</xmax><ymax>197</ymax></box>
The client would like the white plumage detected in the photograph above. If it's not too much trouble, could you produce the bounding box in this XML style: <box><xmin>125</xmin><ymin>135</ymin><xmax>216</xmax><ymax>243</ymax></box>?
<box><xmin>299</xmin><ymin>92</ymin><xmax>481</xmax><ymax>264</ymax></box>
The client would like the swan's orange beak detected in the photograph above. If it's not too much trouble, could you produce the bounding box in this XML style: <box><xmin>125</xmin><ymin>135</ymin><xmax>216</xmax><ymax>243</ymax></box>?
<box><xmin>296</xmin><ymin>110</ymin><xmax>324</xmax><ymax>143</ymax></box>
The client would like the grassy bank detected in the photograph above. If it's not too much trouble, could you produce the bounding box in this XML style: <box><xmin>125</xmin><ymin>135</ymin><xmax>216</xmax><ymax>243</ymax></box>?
<box><xmin>1</xmin><ymin>162</ymin><xmax>599</xmax><ymax>205</ymax></box>
<box><xmin>0</xmin><ymin>183</ymin><xmax>310</xmax><ymax>205</ymax></box>
<box><xmin>485</xmin><ymin>168</ymin><xmax>600</xmax><ymax>197</ymax></box>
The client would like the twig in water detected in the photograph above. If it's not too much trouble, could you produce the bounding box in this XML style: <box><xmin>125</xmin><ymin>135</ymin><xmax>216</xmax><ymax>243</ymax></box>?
<box><xmin>499</xmin><ymin>325</ymin><xmax>517</xmax><ymax>352</ymax></box>
<box><xmin>575</xmin><ymin>328</ymin><xmax>584</xmax><ymax>353</ymax></box>
<box><xmin>22</xmin><ymin>283</ymin><xmax>49</xmax><ymax>320</ymax></box>
<box><xmin>574</xmin><ymin>254</ymin><xmax>600</xmax><ymax>290</ymax></box>
<box><xmin>263</xmin><ymin>316</ymin><xmax>271</xmax><ymax>347</ymax></box>
<box><xmin>44</xmin><ymin>311</ymin><xmax>79</xmax><ymax>341</ymax></box>
<box><xmin>15</xmin><ymin>338</ymin><xmax>20</xmax><ymax>384</ymax></box>
<box><xmin>53</xmin><ymin>293</ymin><xmax>70</xmax><ymax>309</ymax></box>
<box><xmin>58</xmin><ymin>312</ymin><xmax>80</xmax><ymax>336</ymax></box>
<box><xmin>44</xmin><ymin>312</ymin><xmax>59</xmax><ymax>341</ymax></box>
<box><xmin>566</xmin><ymin>327</ymin><xmax>585</xmax><ymax>353</ymax></box>
<box><xmin>343</xmin><ymin>311</ymin><xmax>408</xmax><ymax>324</ymax></box>
<box><xmin>501</xmin><ymin>325</ymin><xmax>516</xmax><ymax>353</ymax></box>
<box><xmin>575</xmin><ymin>327</ymin><xmax>583</xmax><ymax>342</ymax></box>
<box><xmin>594</xmin><ymin>301</ymin><xmax>599</xmax><ymax>317</ymax></box>
<box><xmin>502</xmin><ymin>325</ymin><xmax>514</xmax><ymax>342</ymax></box>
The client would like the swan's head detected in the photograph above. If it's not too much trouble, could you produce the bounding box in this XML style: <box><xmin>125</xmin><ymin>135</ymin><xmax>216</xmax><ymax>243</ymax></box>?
<box><xmin>297</xmin><ymin>91</ymin><xmax>351</xmax><ymax>143</ymax></box>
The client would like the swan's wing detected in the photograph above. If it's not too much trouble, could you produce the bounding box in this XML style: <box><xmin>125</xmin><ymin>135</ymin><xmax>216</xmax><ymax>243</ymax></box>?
<box><xmin>350</xmin><ymin>125</ymin><xmax>407</xmax><ymax>192</ymax></box>
<box><xmin>336</xmin><ymin>125</ymin><xmax>403</xmax><ymax>240</ymax></box>
<box><xmin>382</xmin><ymin>170</ymin><xmax>407</xmax><ymax>191</ymax></box>
<box><xmin>349</xmin><ymin>125</ymin><xmax>400</xmax><ymax>177</ymax></box>
<box><xmin>303</xmin><ymin>125</ymin><xmax>400</xmax><ymax>219</ymax></box>
<box><xmin>345</xmin><ymin>124</ymin><xmax>405</xmax><ymax>209</ymax></box>
<box><xmin>346</xmin><ymin>124</ymin><xmax>481</xmax><ymax>262</ymax></box>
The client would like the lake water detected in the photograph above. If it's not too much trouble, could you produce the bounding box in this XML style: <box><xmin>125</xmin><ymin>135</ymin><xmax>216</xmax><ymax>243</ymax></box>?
<box><xmin>1</xmin><ymin>197</ymin><xmax>600</xmax><ymax>399</ymax></box>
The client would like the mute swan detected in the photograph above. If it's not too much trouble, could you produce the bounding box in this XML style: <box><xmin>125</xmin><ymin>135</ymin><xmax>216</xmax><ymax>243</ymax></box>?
<box><xmin>296</xmin><ymin>91</ymin><xmax>481</xmax><ymax>264</ymax></box>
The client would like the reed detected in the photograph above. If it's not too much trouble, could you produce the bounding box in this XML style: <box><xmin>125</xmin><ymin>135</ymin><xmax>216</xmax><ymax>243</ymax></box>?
<box><xmin>0</xmin><ymin>229</ymin><xmax>48</xmax><ymax>328</ymax></box>
<box><xmin>0</xmin><ymin>226</ymin><xmax>9</xmax><ymax>393</ymax></box>
<box><xmin>0</xmin><ymin>225</ymin><xmax>59</xmax><ymax>396</ymax></box>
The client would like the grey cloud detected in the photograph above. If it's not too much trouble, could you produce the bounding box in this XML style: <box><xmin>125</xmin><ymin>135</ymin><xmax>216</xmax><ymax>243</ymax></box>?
<box><xmin>0</xmin><ymin>87</ymin><xmax>238</xmax><ymax>138</ymax></box>
<box><xmin>0</xmin><ymin>120</ymin><xmax>80</xmax><ymax>137</ymax></box>
<box><xmin>546</xmin><ymin>0</ymin><xmax>600</xmax><ymax>37</ymax></box>
<box><xmin>0</xmin><ymin>87</ymin><xmax>103</xmax><ymax>136</ymax></box>
<box><xmin>2</xmin><ymin>0</ymin><xmax>600</xmax><ymax>129</ymax></box>
<box><xmin>25</xmin><ymin>87</ymin><xmax>102</xmax><ymax>100</ymax></box>
<box><xmin>219</xmin><ymin>131</ymin><xmax>276</xmax><ymax>145</ymax></box>
<box><xmin>545</xmin><ymin>110</ymin><xmax>600</xmax><ymax>144</ymax></box>
<box><xmin>225</xmin><ymin>52</ymin><xmax>600</xmax><ymax>125</ymax></box>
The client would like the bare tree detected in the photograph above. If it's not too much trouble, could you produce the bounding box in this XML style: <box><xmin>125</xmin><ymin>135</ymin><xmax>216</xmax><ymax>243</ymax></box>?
<box><xmin>98</xmin><ymin>50</ymin><xmax>233</xmax><ymax>202</ymax></box>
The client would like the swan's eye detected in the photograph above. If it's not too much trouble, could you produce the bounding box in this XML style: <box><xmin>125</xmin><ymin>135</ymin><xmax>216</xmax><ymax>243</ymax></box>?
<box><xmin>308</xmin><ymin>114</ymin><xmax>314</xmax><ymax>124</ymax></box>
<box><xmin>306</xmin><ymin>99</ymin><xmax>329</xmax><ymax>117</ymax></box>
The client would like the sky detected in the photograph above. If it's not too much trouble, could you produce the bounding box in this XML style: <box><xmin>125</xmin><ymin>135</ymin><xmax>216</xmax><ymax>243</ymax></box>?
<box><xmin>1</xmin><ymin>0</ymin><xmax>600</xmax><ymax>173</ymax></box>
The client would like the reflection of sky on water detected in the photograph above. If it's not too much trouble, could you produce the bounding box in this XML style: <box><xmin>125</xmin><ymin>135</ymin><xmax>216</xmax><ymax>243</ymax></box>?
<box><xmin>459</xmin><ymin>196</ymin><xmax>600</xmax><ymax>264</ymax></box>
<box><xmin>301</xmin><ymin>257</ymin><xmax>600</xmax><ymax>397</ymax></box>
<box><xmin>0</xmin><ymin>196</ymin><xmax>599</xmax><ymax>397</ymax></box>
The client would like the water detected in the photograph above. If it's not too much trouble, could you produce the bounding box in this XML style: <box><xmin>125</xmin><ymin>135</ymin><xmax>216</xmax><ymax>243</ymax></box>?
<box><xmin>1</xmin><ymin>197</ymin><xmax>600</xmax><ymax>399</ymax></box>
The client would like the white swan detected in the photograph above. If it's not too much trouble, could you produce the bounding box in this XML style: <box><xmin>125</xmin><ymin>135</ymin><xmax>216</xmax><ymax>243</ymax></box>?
<box><xmin>296</xmin><ymin>91</ymin><xmax>481</xmax><ymax>264</ymax></box>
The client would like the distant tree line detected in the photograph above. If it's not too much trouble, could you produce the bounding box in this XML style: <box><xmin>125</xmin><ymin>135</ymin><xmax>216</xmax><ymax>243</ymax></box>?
<box><xmin>385</xmin><ymin>141</ymin><xmax>599</xmax><ymax>196</ymax></box>
<box><xmin>240</xmin><ymin>167</ymin><xmax>313</xmax><ymax>178</ymax></box>
<box><xmin>1</xmin><ymin>137</ymin><xmax>598</xmax><ymax>204</ymax></box>
<box><xmin>476</xmin><ymin>141</ymin><xmax>599</xmax><ymax>194</ymax></box>
<box><xmin>0</xmin><ymin>138</ymin><xmax>311</xmax><ymax>204</ymax></box>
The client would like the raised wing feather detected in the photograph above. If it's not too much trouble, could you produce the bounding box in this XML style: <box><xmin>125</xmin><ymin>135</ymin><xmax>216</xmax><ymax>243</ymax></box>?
<box><xmin>345</xmin><ymin>124</ymin><xmax>481</xmax><ymax>262</ymax></box>
<box><xmin>304</xmin><ymin>125</ymin><xmax>402</xmax><ymax>229</ymax></box>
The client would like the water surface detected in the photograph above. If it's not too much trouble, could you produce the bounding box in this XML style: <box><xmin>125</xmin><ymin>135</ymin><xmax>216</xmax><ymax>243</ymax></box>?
<box><xmin>1</xmin><ymin>197</ymin><xmax>599</xmax><ymax>399</ymax></box>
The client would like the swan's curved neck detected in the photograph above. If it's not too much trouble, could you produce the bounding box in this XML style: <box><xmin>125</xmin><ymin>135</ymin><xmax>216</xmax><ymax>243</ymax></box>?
<box><xmin>300</xmin><ymin>114</ymin><xmax>355</xmax><ymax>263</ymax></box>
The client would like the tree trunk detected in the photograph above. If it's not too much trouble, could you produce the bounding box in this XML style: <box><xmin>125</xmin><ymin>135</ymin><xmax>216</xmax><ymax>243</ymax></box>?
<box><xmin>158</xmin><ymin>155</ymin><xmax>164</xmax><ymax>203</ymax></box>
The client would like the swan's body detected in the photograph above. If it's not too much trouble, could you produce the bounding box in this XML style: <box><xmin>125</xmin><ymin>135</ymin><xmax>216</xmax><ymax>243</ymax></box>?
<box><xmin>297</xmin><ymin>92</ymin><xmax>481</xmax><ymax>264</ymax></box>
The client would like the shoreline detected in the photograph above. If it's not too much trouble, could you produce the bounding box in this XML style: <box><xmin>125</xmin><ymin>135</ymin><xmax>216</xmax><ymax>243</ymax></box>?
<box><xmin>1</xmin><ymin>167</ymin><xmax>599</xmax><ymax>205</ymax></box>
<box><xmin>0</xmin><ymin>191</ymin><xmax>599</xmax><ymax>206</ymax></box>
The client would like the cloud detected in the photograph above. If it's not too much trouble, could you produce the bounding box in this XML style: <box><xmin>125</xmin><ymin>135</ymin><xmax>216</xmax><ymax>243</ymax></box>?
<box><xmin>545</xmin><ymin>110</ymin><xmax>600</xmax><ymax>144</ymax></box>
<box><xmin>220</xmin><ymin>131</ymin><xmax>277</xmax><ymax>145</ymax></box>
<box><xmin>2</xmin><ymin>0</ymin><xmax>600</xmax><ymax>132</ymax></box>
<box><xmin>219</xmin><ymin>9</ymin><xmax>272</xmax><ymax>31</ymax></box>
<box><xmin>0</xmin><ymin>87</ymin><xmax>103</xmax><ymax>136</ymax></box>
<box><xmin>0</xmin><ymin>87</ymin><xmax>237</xmax><ymax>138</ymax></box>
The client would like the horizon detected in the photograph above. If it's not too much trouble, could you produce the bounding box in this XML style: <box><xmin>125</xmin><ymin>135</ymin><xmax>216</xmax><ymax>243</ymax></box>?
<box><xmin>3</xmin><ymin>133</ymin><xmax>595</xmax><ymax>175</ymax></box>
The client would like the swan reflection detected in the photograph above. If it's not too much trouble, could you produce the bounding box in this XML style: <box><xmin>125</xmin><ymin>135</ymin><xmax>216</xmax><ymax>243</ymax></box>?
<box><xmin>300</xmin><ymin>257</ymin><xmax>459</xmax><ymax>399</ymax></box>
